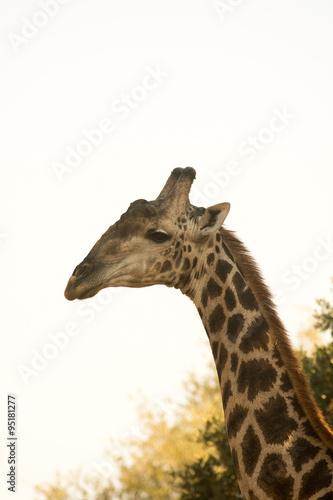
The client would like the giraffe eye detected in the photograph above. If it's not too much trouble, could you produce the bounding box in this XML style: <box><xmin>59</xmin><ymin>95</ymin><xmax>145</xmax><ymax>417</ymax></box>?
<box><xmin>147</xmin><ymin>231</ymin><xmax>170</xmax><ymax>243</ymax></box>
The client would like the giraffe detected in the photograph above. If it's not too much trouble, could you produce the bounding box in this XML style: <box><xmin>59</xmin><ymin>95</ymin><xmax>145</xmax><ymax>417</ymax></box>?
<box><xmin>65</xmin><ymin>167</ymin><xmax>333</xmax><ymax>499</ymax></box>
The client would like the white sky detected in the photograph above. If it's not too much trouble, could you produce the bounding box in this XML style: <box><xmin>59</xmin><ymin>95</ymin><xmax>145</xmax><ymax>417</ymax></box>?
<box><xmin>1</xmin><ymin>1</ymin><xmax>333</xmax><ymax>498</ymax></box>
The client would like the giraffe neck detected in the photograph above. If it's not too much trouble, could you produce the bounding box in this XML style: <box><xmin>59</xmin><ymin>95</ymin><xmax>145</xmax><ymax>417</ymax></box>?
<box><xmin>182</xmin><ymin>229</ymin><xmax>333</xmax><ymax>499</ymax></box>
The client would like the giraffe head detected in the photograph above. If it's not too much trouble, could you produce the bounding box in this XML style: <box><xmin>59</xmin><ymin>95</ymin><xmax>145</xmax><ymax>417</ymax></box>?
<box><xmin>64</xmin><ymin>167</ymin><xmax>230</xmax><ymax>300</ymax></box>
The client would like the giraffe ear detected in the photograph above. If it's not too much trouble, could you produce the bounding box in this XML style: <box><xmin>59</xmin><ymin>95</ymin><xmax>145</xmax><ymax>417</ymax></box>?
<box><xmin>199</xmin><ymin>203</ymin><xmax>230</xmax><ymax>234</ymax></box>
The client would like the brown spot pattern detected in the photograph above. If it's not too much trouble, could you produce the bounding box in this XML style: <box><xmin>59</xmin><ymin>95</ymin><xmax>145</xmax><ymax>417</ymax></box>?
<box><xmin>216</xmin><ymin>259</ymin><xmax>232</xmax><ymax>283</ymax></box>
<box><xmin>231</xmin><ymin>353</ymin><xmax>239</xmax><ymax>374</ymax></box>
<box><xmin>222</xmin><ymin>380</ymin><xmax>232</xmax><ymax>409</ymax></box>
<box><xmin>248</xmin><ymin>492</ymin><xmax>260</xmax><ymax>500</ymax></box>
<box><xmin>207</xmin><ymin>253</ymin><xmax>215</xmax><ymax>265</ymax></box>
<box><xmin>232</xmin><ymin>448</ymin><xmax>240</xmax><ymax>478</ymax></box>
<box><xmin>227</xmin><ymin>313</ymin><xmax>245</xmax><ymax>343</ymax></box>
<box><xmin>182</xmin><ymin>258</ymin><xmax>190</xmax><ymax>271</ymax></box>
<box><xmin>206</xmin><ymin>278</ymin><xmax>222</xmax><ymax>300</ymax></box>
<box><xmin>290</xmin><ymin>394</ymin><xmax>306</xmax><ymax>419</ymax></box>
<box><xmin>237</xmin><ymin>358</ymin><xmax>277</xmax><ymax>402</ymax></box>
<box><xmin>239</xmin><ymin>316</ymin><xmax>270</xmax><ymax>353</ymax></box>
<box><xmin>233</xmin><ymin>271</ymin><xmax>259</xmax><ymax>311</ymax></box>
<box><xmin>288</xmin><ymin>437</ymin><xmax>320</xmax><ymax>473</ymax></box>
<box><xmin>209</xmin><ymin>304</ymin><xmax>226</xmax><ymax>334</ymax></box>
<box><xmin>299</xmin><ymin>459</ymin><xmax>332</xmax><ymax>499</ymax></box>
<box><xmin>241</xmin><ymin>425</ymin><xmax>262</xmax><ymax>477</ymax></box>
<box><xmin>258</xmin><ymin>453</ymin><xmax>294</xmax><ymax>500</ymax></box>
<box><xmin>303</xmin><ymin>420</ymin><xmax>321</xmax><ymax>441</ymax></box>
<box><xmin>160</xmin><ymin>260</ymin><xmax>172</xmax><ymax>272</ymax></box>
<box><xmin>222</xmin><ymin>241</ymin><xmax>234</xmax><ymax>262</ymax></box>
<box><xmin>317</xmin><ymin>493</ymin><xmax>333</xmax><ymax>500</ymax></box>
<box><xmin>228</xmin><ymin>404</ymin><xmax>249</xmax><ymax>439</ymax></box>
<box><xmin>224</xmin><ymin>287</ymin><xmax>236</xmax><ymax>311</ymax></box>
<box><xmin>211</xmin><ymin>340</ymin><xmax>219</xmax><ymax>360</ymax></box>
<box><xmin>201</xmin><ymin>288</ymin><xmax>208</xmax><ymax>308</ymax></box>
<box><xmin>272</xmin><ymin>344</ymin><xmax>284</xmax><ymax>367</ymax></box>
<box><xmin>255</xmin><ymin>394</ymin><xmax>298</xmax><ymax>445</ymax></box>
<box><xmin>175</xmin><ymin>255</ymin><xmax>182</xmax><ymax>268</ymax></box>
<box><xmin>216</xmin><ymin>343</ymin><xmax>228</xmax><ymax>383</ymax></box>
<box><xmin>280</xmin><ymin>372</ymin><xmax>293</xmax><ymax>393</ymax></box>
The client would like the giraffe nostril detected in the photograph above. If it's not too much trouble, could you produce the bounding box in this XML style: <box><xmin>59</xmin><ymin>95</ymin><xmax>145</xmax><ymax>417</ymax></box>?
<box><xmin>73</xmin><ymin>265</ymin><xmax>80</xmax><ymax>276</ymax></box>
<box><xmin>73</xmin><ymin>263</ymin><xmax>90</xmax><ymax>279</ymax></box>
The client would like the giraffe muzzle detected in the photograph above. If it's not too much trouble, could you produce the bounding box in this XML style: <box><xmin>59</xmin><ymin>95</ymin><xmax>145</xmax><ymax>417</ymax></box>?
<box><xmin>64</xmin><ymin>275</ymin><xmax>79</xmax><ymax>300</ymax></box>
<box><xmin>64</xmin><ymin>261</ymin><xmax>101</xmax><ymax>300</ymax></box>
<box><xmin>64</xmin><ymin>274</ymin><xmax>103</xmax><ymax>301</ymax></box>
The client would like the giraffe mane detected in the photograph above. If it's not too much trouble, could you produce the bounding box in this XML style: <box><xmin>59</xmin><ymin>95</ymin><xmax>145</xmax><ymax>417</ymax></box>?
<box><xmin>221</xmin><ymin>227</ymin><xmax>333</xmax><ymax>449</ymax></box>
